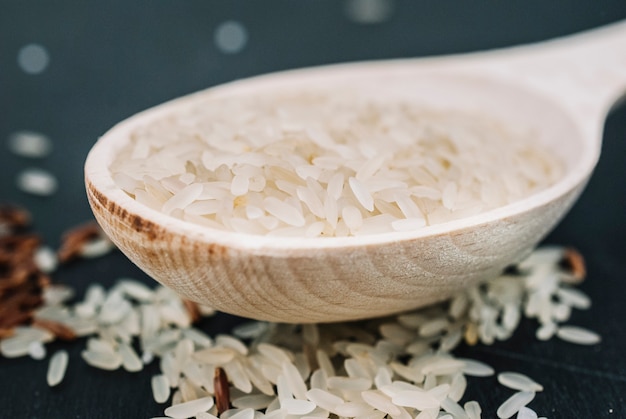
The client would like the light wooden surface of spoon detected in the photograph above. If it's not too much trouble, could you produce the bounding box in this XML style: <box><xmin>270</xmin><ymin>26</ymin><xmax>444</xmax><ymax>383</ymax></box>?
<box><xmin>85</xmin><ymin>21</ymin><xmax>626</xmax><ymax>323</ymax></box>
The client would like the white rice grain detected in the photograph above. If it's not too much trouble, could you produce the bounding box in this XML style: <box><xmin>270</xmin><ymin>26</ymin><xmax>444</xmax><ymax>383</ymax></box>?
<box><xmin>460</xmin><ymin>359</ymin><xmax>495</xmax><ymax>377</ymax></box>
<box><xmin>556</xmin><ymin>287</ymin><xmax>591</xmax><ymax>310</ymax></box>
<box><xmin>47</xmin><ymin>350</ymin><xmax>69</xmax><ymax>387</ymax></box>
<box><xmin>282</xmin><ymin>362</ymin><xmax>308</xmax><ymax>400</ymax></box>
<box><xmin>498</xmin><ymin>372</ymin><xmax>543</xmax><ymax>393</ymax></box>
<box><xmin>264</xmin><ymin>197</ymin><xmax>305</xmax><ymax>227</ymax></box>
<box><xmin>34</xmin><ymin>246</ymin><xmax>58</xmax><ymax>273</ymax></box>
<box><xmin>441</xmin><ymin>182</ymin><xmax>458</xmax><ymax>210</ymax></box>
<box><xmin>441</xmin><ymin>397</ymin><xmax>468</xmax><ymax>419</ymax></box>
<box><xmin>391</xmin><ymin>217</ymin><xmax>426</xmax><ymax>231</ymax></box>
<box><xmin>224</xmin><ymin>360</ymin><xmax>253</xmax><ymax>393</ymax></box>
<box><xmin>232</xmin><ymin>394</ymin><xmax>275</xmax><ymax>410</ymax></box>
<box><xmin>28</xmin><ymin>341</ymin><xmax>46</xmax><ymax>360</ymax></box>
<box><xmin>306</xmin><ymin>388</ymin><xmax>345</xmax><ymax>412</ymax></box>
<box><xmin>536</xmin><ymin>322</ymin><xmax>557</xmax><ymax>341</ymax></box>
<box><xmin>333</xmin><ymin>401</ymin><xmax>373</xmax><ymax>417</ymax></box>
<box><xmin>16</xmin><ymin>168</ymin><xmax>58</xmax><ymax>196</ymax></box>
<box><xmin>79</xmin><ymin>237</ymin><xmax>115</xmax><ymax>259</ymax></box>
<box><xmin>327</xmin><ymin>376</ymin><xmax>371</xmax><ymax>392</ymax></box>
<box><xmin>8</xmin><ymin>131</ymin><xmax>52</xmax><ymax>157</ymax></box>
<box><xmin>81</xmin><ymin>349</ymin><xmax>122</xmax><ymax>370</ymax></box>
<box><xmin>280</xmin><ymin>398</ymin><xmax>317</xmax><ymax>415</ymax></box>
<box><xmin>348</xmin><ymin>177</ymin><xmax>374</xmax><ymax>212</ymax></box>
<box><xmin>496</xmin><ymin>391</ymin><xmax>535</xmax><ymax>419</ymax></box>
<box><xmin>164</xmin><ymin>396</ymin><xmax>214</xmax><ymax>418</ymax></box>
<box><xmin>419</xmin><ymin>318</ymin><xmax>449</xmax><ymax>337</ymax></box>
<box><xmin>360</xmin><ymin>390</ymin><xmax>401</xmax><ymax>416</ymax></box>
<box><xmin>391</xmin><ymin>390</ymin><xmax>440</xmax><ymax>410</ymax></box>
<box><xmin>517</xmin><ymin>406</ymin><xmax>539</xmax><ymax>419</ymax></box>
<box><xmin>556</xmin><ymin>325</ymin><xmax>601</xmax><ymax>345</ymax></box>
<box><xmin>162</xmin><ymin>183</ymin><xmax>204</xmax><ymax>215</ymax></box>
<box><xmin>420</xmin><ymin>357</ymin><xmax>465</xmax><ymax>376</ymax></box>
<box><xmin>464</xmin><ymin>400</ymin><xmax>482</xmax><ymax>419</ymax></box>
<box><xmin>42</xmin><ymin>284</ymin><xmax>74</xmax><ymax>306</ymax></box>
<box><xmin>258</xmin><ymin>343</ymin><xmax>293</xmax><ymax>366</ymax></box>
<box><xmin>448</xmin><ymin>373</ymin><xmax>467</xmax><ymax>402</ymax></box>
<box><xmin>119</xmin><ymin>342</ymin><xmax>143</xmax><ymax>372</ymax></box>
<box><xmin>0</xmin><ymin>327</ymin><xmax>53</xmax><ymax>358</ymax></box>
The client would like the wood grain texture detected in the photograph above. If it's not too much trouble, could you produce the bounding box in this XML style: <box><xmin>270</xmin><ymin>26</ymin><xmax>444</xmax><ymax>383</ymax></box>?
<box><xmin>87</xmin><ymin>176</ymin><xmax>585</xmax><ymax>322</ymax></box>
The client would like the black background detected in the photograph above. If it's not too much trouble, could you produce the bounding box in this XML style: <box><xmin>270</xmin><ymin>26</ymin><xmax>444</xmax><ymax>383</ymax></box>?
<box><xmin>1</xmin><ymin>2</ymin><xmax>626</xmax><ymax>418</ymax></box>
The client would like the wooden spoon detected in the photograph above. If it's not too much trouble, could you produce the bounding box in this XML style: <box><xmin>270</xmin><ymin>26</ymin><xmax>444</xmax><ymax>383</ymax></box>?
<box><xmin>85</xmin><ymin>21</ymin><xmax>626</xmax><ymax>323</ymax></box>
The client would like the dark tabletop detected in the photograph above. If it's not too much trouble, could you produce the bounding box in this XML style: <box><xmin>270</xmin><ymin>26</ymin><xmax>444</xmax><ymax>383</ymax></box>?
<box><xmin>1</xmin><ymin>2</ymin><xmax>626</xmax><ymax>418</ymax></box>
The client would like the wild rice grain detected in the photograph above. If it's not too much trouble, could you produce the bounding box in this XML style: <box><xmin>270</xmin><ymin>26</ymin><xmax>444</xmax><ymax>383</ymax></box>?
<box><xmin>560</xmin><ymin>248</ymin><xmax>586</xmax><ymax>282</ymax></box>
<box><xmin>215</xmin><ymin>367</ymin><xmax>231</xmax><ymax>414</ymax></box>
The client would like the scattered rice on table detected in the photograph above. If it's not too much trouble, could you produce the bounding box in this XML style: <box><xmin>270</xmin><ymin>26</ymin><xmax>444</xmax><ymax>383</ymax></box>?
<box><xmin>16</xmin><ymin>168</ymin><xmax>58</xmax><ymax>196</ymax></box>
<box><xmin>0</xmin><ymin>241</ymin><xmax>600</xmax><ymax>418</ymax></box>
<box><xmin>7</xmin><ymin>130</ymin><xmax>52</xmax><ymax>158</ymax></box>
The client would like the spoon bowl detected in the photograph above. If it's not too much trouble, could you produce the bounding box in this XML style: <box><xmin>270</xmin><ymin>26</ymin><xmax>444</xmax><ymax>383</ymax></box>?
<box><xmin>85</xmin><ymin>22</ymin><xmax>626</xmax><ymax>323</ymax></box>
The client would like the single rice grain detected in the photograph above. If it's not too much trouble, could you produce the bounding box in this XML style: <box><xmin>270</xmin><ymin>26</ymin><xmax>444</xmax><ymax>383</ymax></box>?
<box><xmin>47</xmin><ymin>350</ymin><xmax>69</xmax><ymax>387</ymax></box>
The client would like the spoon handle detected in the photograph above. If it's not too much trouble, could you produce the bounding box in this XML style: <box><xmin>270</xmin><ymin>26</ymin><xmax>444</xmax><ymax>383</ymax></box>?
<box><xmin>467</xmin><ymin>20</ymin><xmax>626</xmax><ymax>133</ymax></box>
